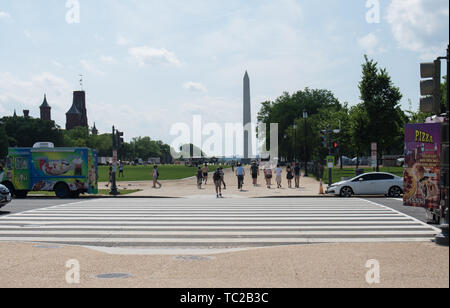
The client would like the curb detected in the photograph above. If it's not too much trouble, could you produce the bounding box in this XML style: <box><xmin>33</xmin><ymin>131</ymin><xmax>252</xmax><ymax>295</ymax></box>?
<box><xmin>18</xmin><ymin>195</ymin><xmax>399</xmax><ymax>200</ymax></box>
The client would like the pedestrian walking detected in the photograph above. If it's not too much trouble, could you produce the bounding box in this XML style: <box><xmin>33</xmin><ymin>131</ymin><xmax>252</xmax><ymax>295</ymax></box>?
<box><xmin>213</xmin><ymin>168</ymin><xmax>223</xmax><ymax>198</ymax></box>
<box><xmin>219</xmin><ymin>165</ymin><xmax>227</xmax><ymax>190</ymax></box>
<box><xmin>264</xmin><ymin>167</ymin><xmax>272</xmax><ymax>189</ymax></box>
<box><xmin>202</xmin><ymin>164</ymin><xmax>209</xmax><ymax>185</ymax></box>
<box><xmin>152</xmin><ymin>165</ymin><xmax>162</xmax><ymax>188</ymax></box>
<box><xmin>250</xmin><ymin>162</ymin><xmax>259</xmax><ymax>186</ymax></box>
<box><xmin>236</xmin><ymin>163</ymin><xmax>245</xmax><ymax>191</ymax></box>
<box><xmin>275</xmin><ymin>164</ymin><xmax>283</xmax><ymax>188</ymax></box>
<box><xmin>195</xmin><ymin>167</ymin><xmax>203</xmax><ymax>189</ymax></box>
<box><xmin>118</xmin><ymin>161</ymin><xmax>124</xmax><ymax>178</ymax></box>
<box><xmin>286</xmin><ymin>165</ymin><xmax>294</xmax><ymax>188</ymax></box>
<box><xmin>294</xmin><ymin>163</ymin><xmax>301</xmax><ymax>188</ymax></box>
<box><xmin>106</xmin><ymin>164</ymin><xmax>113</xmax><ymax>187</ymax></box>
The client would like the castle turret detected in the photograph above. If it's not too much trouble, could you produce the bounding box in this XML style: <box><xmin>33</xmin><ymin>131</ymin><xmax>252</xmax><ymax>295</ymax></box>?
<box><xmin>73</xmin><ymin>91</ymin><xmax>88</xmax><ymax>127</ymax></box>
<box><xmin>66</xmin><ymin>101</ymin><xmax>82</xmax><ymax>130</ymax></box>
<box><xmin>39</xmin><ymin>94</ymin><xmax>52</xmax><ymax>121</ymax></box>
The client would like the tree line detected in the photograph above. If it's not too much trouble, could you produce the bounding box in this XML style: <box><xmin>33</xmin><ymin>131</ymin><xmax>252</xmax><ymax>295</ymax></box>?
<box><xmin>257</xmin><ymin>56</ymin><xmax>447</xmax><ymax>169</ymax></box>
<box><xmin>0</xmin><ymin>118</ymin><xmax>172</xmax><ymax>163</ymax></box>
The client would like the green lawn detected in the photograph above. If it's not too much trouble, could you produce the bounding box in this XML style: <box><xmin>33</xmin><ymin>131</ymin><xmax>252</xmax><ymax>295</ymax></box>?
<box><xmin>320</xmin><ymin>167</ymin><xmax>405</xmax><ymax>184</ymax></box>
<box><xmin>98</xmin><ymin>165</ymin><xmax>227</xmax><ymax>182</ymax></box>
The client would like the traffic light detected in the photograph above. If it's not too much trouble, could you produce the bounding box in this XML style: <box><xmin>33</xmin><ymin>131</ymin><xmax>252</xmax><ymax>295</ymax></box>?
<box><xmin>116</xmin><ymin>131</ymin><xmax>124</xmax><ymax>149</ymax></box>
<box><xmin>420</xmin><ymin>60</ymin><xmax>441</xmax><ymax>114</ymax></box>
<box><xmin>333</xmin><ymin>141</ymin><xmax>339</xmax><ymax>149</ymax></box>
<box><xmin>320</xmin><ymin>130</ymin><xmax>327</xmax><ymax>148</ymax></box>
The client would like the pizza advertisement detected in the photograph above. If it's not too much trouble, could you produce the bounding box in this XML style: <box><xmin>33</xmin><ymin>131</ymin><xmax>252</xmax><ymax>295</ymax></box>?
<box><xmin>404</xmin><ymin>123</ymin><xmax>441</xmax><ymax>209</ymax></box>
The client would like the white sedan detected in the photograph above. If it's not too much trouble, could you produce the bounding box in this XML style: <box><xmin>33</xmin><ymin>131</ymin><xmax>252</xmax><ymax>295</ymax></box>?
<box><xmin>0</xmin><ymin>184</ymin><xmax>12</xmax><ymax>209</ymax></box>
<box><xmin>326</xmin><ymin>172</ymin><xmax>404</xmax><ymax>197</ymax></box>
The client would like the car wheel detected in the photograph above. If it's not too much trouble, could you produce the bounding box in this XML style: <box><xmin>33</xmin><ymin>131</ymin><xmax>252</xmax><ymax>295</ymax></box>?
<box><xmin>340</xmin><ymin>187</ymin><xmax>354</xmax><ymax>198</ymax></box>
<box><xmin>388</xmin><ymin>186</ymin><xmax>403</xmax><ymax>198</ymax></box>
<box><xmin>55</xmin><ymin>183</ymin><xmax>70</xmax><ymax>199</ymax></box>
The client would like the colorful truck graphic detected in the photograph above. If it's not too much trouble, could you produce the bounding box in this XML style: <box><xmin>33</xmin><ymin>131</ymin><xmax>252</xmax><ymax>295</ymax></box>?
<box><xmin>1</xmin><ymin>147</ymin><xmax>98</xmax><ymax>198</ymax></box>
<box><xmin>403</xmin><ymin>123</ymin><xmax>442</xmax><ymax>223</ymax></box>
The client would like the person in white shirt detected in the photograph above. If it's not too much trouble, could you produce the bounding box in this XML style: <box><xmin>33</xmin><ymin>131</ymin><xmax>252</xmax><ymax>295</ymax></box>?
<box><xmin>275</xmin><ymin>165</ymin><xmax>282</xmax><ymax>188</ymax></box>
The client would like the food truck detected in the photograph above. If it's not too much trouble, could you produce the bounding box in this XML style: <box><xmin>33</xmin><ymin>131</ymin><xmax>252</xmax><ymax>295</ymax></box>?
<box><xmin>0</xmin><ymin>143</ymin><xmax>98</xmax><ymax>198</ymax></box>
<box><xmin>403</xmin><ymin>123</ymin><xmax>442</xmax><ymax>223</ymax></box>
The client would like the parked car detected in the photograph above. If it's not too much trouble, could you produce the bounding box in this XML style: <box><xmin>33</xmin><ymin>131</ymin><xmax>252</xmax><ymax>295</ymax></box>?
<box><xmin>0</xmin><ymin>184</ymin><xmax>12</xmax><ymax>208</ymax></box>
<box><xmin>326</xmin><ymin>172</ymin><xmax>404</xmax><ymax>197</ymax></box>
<box><xmin>396</xmin><ymin>157</ymin><xmax>405</xmax><ymax>167</ymax></box>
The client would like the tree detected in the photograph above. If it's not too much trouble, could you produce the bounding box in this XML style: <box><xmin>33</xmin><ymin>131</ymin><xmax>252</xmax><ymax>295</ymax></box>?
<box><xmin>1</xmin><ymin>116</ymin><xmax>64</xmax><ymax>148</ymax></box>
<box><xmin>349</xmin><ymin>103</ymin><xmax>370</xmax><ymax>168</ymax></box>
<box><xmin>359</xmin><ymin>55</ymin><xmax>406</xmax><ymax>171</ymax></box>
<box><xmin>257</xmin><ymin>88</ymin><xmax>343</xmax><ymax>163</ymax></box>
<box><xmin>0</xmin><ymin>124</ymin><xmax>9</xmax><ymax>160</ymax></box>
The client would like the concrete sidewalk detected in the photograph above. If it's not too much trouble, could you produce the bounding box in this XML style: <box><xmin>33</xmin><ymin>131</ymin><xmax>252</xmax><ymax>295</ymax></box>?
<box><xmin>105</xmin><ymin>167</ymin><xmax>323</xmax><ymax>198</ymax></box>
<box><xmin>0</xmin><ymin>241</ymin><xmax>447</xmax><ymax>288</ymax></box>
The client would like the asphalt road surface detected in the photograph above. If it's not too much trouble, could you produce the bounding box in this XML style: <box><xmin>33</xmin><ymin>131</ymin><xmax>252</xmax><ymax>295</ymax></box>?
<box><xmin>0</xmin><ymin>197</ymin><xmax>440</xmax><ymax>249</ymax></box>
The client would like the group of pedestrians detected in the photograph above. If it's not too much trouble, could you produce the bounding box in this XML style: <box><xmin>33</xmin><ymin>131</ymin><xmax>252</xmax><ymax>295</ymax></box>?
<box><xmin>257</xmin><ymin>162</ymin><xmax>302</xmax><ymax>189</ymax></box>
<box><xmin>201</xmin><ymin>162</ymin><xmax>303</xmax><ymax>198</ymax></box>
<box><xmin>196</xmin><ymin>164</ymin><xmax>227</xmax><ymax>198</ymax></box>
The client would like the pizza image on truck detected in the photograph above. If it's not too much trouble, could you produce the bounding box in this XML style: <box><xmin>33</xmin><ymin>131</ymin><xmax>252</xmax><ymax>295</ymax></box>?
<box><xmin>1</xmin><ymin>143</ymin><xmax>98</xmax><ymax>198</ymax></box>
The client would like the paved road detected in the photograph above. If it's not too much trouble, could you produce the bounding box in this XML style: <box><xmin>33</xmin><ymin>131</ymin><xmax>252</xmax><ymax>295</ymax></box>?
<box><xmin>362</xmin><ymin>198</ymin><xmax>430</xmax><ymax>223</ymax></box>
<box><xmin>0</xmin><ymin>198</ymin><xmax>440</xmax><ymax>248</ymax></box>
<box><xmin>0</xmin><ymin>199</ymin><xmax>82</xmax><ymax>216</ymax></box>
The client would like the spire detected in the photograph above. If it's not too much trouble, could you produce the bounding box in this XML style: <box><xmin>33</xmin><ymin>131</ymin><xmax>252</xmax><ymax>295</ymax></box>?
<box><xmin>40</xmin><ymin>94</ymin><xmax>51</xmax><ymax>108</ymax></box>
<box><xmin>92</xmin><ymin>122</ymin><xmax>98</xmax><ymax>135</ymax></box>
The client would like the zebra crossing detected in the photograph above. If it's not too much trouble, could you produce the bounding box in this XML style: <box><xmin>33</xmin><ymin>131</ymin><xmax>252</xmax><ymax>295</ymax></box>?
<box><xmin>0</xmin><ymin>198</ymin><xmax>441</xmax><ymax>248</ymax></box>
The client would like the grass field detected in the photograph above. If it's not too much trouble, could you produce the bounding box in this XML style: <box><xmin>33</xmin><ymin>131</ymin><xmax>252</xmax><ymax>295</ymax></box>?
<box><xmin>97</xmin><ymin>165</ymin><xmax>227</xmax><ymax>182</ymax></box>
<box><xmin>320</xmin><ymin>167</ymin><xmax>405</xmax><ymax>184</ymax></box>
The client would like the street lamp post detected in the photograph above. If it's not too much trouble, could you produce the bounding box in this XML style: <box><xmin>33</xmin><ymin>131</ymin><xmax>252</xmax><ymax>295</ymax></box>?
<box><xmin>293</xmin><ymin>123</ymin><xmax>297</xmax><ymax>164</ymax></box>
<box><xmin>303</xmin><ymin>110</ymin><xmax>309</xmax><ymax>177</ymax></box>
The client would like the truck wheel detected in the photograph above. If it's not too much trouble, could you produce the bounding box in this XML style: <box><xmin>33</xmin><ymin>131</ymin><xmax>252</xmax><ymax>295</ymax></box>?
<box><xmin>55</xmin><ymin>183</ymin><xmax>70</xmax><ymax>199</ymax></box>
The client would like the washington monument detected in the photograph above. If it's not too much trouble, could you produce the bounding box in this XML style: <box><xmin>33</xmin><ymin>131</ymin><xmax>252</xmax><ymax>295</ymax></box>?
<box><xmin>243</xmin><ymin>71</ymin><xmax>252</xmax><ymax>162</ymax></box>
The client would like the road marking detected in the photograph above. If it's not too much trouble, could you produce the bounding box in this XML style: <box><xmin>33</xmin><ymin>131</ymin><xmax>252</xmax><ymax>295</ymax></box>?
<box><xmin>0</xmin><ymin>198</ymin><xmax>439</xmax><ymax>248</ymax></box>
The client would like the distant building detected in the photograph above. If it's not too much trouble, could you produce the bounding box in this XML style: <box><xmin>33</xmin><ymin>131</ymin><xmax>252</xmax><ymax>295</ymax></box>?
<box><xmin>39</xmin><ymin>94</ymin><xmax>52</xmax><ymax>121</ymax></box>
<box><xmin>92</xmin><ymin>122</ymin><xmax>98</xmax><ymax>135</ymax></box>
<box><xmin>66</xmin><ymin>91</ymin><xmax>89</xmax><ymax>130</ymax></box>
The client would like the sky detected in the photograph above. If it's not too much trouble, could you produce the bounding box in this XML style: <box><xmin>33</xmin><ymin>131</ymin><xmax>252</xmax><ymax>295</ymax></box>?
<box><xmin>0</xmin><ymin>0</ymin><xmax>449</xmax><ymax>156</ymax></box>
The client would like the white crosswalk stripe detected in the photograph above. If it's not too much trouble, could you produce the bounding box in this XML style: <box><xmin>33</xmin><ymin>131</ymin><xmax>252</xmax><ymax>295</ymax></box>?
<box><xmin>0</xmin><ymin>198</ymin><xmax>440</xmax><ymax>248</ymax></box>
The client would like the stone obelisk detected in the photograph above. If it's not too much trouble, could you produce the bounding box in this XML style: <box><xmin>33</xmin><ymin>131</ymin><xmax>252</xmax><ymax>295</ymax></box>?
<box><xmin>243</xmin><ymin>71</ymin><xmax>252</xmax><ymax>163</ymax></box>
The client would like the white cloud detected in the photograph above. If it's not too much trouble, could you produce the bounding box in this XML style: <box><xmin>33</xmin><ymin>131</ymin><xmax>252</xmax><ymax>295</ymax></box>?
<box><xmin>24</xmin><ymin>30</ymin><xmax>32</xmax><ymax>39</ymax></box>
<box><xmin>80</xmin><ymin>59</ymin><xmax>105</xmax><ymax>75</ymax></box>
<box><xmin>358</xmin><ymin>32</ymin><xmax>386</xmax><ymax>55</ymax></box>
<box><xmin>386</xmin><ymin>0</ymin><xmax>449</xmax><ymax>59</ymax></box>
<box><xmin>183</xmin><ymin>82</ymin><xmax>207</xmax><ymax>93</ymax></box>
<box><xmin>51</xmin><ymin>60</ymin><xmax>63</xmax><ymax>68</ymax></box>
<box><xmin>100</xmin><ymin>55</ymin><xmax>118</xmax><ymax>65</ymax></box>
<box><xmin>128</xmin><ymin>46</ymin><xmax>182</xmax><ymax>66</ymax></box>
<box><xmin>116</xmin><ymin>34</ymin><xmax>131</xmax><ymax>46</ymax></box>
<box><xmin>0</xmin><ymin>11</ymin><xmax>11</xmax><ymax>20</ymax></box>
<box><xmin>0</xmin><ymin>71</ymin><xmax>72</xmax><ymax>123</ymax></box>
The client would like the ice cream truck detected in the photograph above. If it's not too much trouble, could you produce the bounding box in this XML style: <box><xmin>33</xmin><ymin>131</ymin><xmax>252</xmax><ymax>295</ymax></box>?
<box><xmin>0</xmin><ymin>143</ymin><xmax>98</xmax><ymax>198</ymax></box>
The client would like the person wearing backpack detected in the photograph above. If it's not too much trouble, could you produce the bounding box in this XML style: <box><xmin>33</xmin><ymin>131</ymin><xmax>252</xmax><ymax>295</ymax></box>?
<box><xmin>250</xmin><ymin>162</ymin><xmax>259</xmax><ymax>187</ymax></box>
<box><xmin>213</xmin><ymin>168</ymin><xmax>223</xmax><ymax>198</ymax></box>
<box><xmin>195</xmin><ymin>167</ymin><xmax>203</xmax><ymax>189</ymax></box>
<box><xmin>235</xmin><ymin>163</ymin><xmax>245</xmax><ymax>191</ymax></box>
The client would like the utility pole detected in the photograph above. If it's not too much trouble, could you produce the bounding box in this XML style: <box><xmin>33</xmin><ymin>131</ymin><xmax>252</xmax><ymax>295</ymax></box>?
<box><xmin>435</xmin><ymin>45</ymin><xmax>449</xmax><ymax>246</ymax></box>
<box><xmin>110</xmin><ymin>126</ymin><xmax>119</xmax><ymax>196</ymax></box>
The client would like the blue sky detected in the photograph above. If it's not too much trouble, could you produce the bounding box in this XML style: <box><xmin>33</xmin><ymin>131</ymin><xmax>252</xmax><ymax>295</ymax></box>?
<box><xmin>0</xmin><ymin>0</ymin><xmax>448</xmax><ymax>155</ymax></box>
